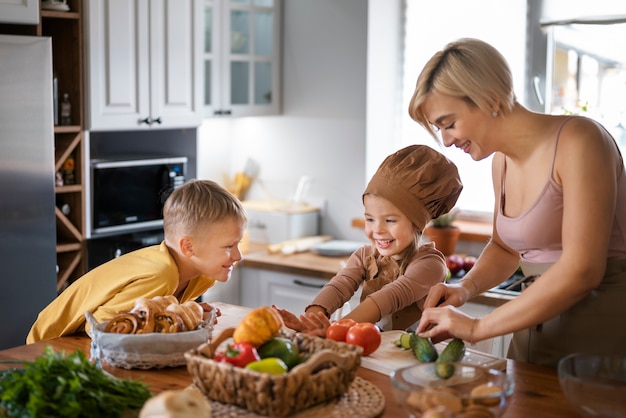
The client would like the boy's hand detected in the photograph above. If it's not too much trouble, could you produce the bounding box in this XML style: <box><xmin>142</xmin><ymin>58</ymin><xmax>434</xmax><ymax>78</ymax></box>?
<box><xmin>199</xmin><ymin>302</ymin><xmax>221</xmax><ymax>325</ymax></box>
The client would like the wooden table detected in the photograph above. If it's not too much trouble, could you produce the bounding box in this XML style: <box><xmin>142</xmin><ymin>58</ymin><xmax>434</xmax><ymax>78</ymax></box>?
<box><xmin>0</xmin><ymin>302</ymin><xmax>578</xmax><ymax>417</ymax></box>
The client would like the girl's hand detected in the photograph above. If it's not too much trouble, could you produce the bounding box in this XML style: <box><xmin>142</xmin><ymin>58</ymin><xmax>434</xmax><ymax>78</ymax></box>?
<box><xmin>299</xmin><ymin>311</ymin><xmax>331</xmax><ymax>337</ymax></box>
<box><xmin>272</xmin><ymin>305</ymin><xmax>305</xmax><ymax>332</ymax></box>
<box><xmin>415</xmin><ymin>305</ymin><xmax>476</xmax><ymax>344</ymax></box>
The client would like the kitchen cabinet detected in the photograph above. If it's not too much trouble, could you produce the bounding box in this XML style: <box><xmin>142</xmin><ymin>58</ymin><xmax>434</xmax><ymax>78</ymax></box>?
<box><xmin>204</xmin><ymin>0</ymin><xmax>281</xmax><ymax>117</ymax></box>
<box><xmin>240</xmin><ymin>268</ymin><xmax>361</xmax><ymax>320</ymax></box>
<box><xmin>458</xmin><ymin>302</ymin><xmax>513</xmax><ymax>358</ymax></box>
<box><xmin>0</xmin><ymin>0</ymin><xmax>87</xmax><ymax>292</ymax></box>
<box><xmin>85</xmin><ymin>0</ymin><xmax>203</xmax><ymax>131</ymax></box>
<box><xmin>0</xmin><ymin>0</ymin><xmax>38</xmax><ymax>24</ymax></box>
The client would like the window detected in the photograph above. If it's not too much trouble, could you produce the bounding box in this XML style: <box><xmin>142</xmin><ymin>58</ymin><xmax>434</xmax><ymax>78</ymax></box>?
<box><xmin>398</xmin><ymin>0</ymin><xmax>527</xmax><ymax>218</ymax></box>
<box><xmin>549</xmin><ymin>23</ymin><xmax>626</xmax><ymax>153</ymax></box>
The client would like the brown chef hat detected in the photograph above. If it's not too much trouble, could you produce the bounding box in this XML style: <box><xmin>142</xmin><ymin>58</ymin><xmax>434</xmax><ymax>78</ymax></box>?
<box><xmin>363</xmin><ymin>145</ymin><xmax>463</xmax><ymax>231</ymax></box>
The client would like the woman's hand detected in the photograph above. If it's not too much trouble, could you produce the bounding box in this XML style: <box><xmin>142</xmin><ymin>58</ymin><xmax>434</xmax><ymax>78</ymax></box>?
<box><xmin>423</xmin><ymin>282</ymin><xmax>471</xmax><ymax>309</ymax></box>
<box><xmin>415</xmin><ymin>305</ymin><xmax>477</xmax><ymax>344</ymax></box>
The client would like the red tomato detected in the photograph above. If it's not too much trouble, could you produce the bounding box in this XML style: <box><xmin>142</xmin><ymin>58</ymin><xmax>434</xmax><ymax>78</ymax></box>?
<box><xmin>345</xmin><ymin>322</ymin><xmax>382</xmax><ymax>356</ymax></box>
<box><xmin>213</xmin><ymin>342</ymin><xmax>260</xmax><ymax>367</ymax></box>
<box><xmin>326</xmin><ymin>318</ymin><xmax>357</xmax><ymax>342</ymax></box>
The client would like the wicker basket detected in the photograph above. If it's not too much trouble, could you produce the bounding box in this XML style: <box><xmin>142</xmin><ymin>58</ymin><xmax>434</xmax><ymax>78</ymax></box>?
<box><xmin>185</xmin><ymin>327</ymin><xmax>363</xmax><ymax>417</ymax></box>
<box><xmin>86</xmin><ymin>310</ymin><xmax>215</xmax><ymax>370</ymax></box>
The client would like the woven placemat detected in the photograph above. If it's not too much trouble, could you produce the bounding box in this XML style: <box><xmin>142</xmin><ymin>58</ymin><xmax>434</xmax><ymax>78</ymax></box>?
<box><xmin>192</xmin><ymin>376</ymin><xmax>385</xmax><ymax>417</ymax></box>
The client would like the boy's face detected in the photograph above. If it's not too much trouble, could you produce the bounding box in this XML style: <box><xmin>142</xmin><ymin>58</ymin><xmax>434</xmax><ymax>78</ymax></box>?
<box><xmin>187</xmin><ymin>217</ymin><xmax>246</xmax><ymax>282</ymax></box>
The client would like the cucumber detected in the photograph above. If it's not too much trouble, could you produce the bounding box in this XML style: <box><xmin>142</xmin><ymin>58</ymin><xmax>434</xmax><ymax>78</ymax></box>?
<box><xmin>435</xmin><ymin>338</ymin><xmax>466</xmax><ymax>379</ymax></box>
<box><xmin>393</xmin><ymin>332</ymin><xmax>412</xmax><ymax>350</ymax></box>
<box><xmin>409</xmin><ymin>333</ymin><xmax>438</xmax><ymax>363</ymax></box>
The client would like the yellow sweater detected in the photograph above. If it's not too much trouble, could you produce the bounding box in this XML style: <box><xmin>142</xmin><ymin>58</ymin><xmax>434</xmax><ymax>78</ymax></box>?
<box><xmin>27</xmin><ymin>242</ymin><xmax>215</xmax><ymax>343</ymax></box>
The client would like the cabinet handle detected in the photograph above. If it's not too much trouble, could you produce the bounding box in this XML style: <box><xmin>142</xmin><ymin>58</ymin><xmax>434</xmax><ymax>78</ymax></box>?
<box><xmin>138</xmin><ymin>117</ymin><xmax>162</xmax><ymax>125</ymax></box>
<box><xmin>293</xmin><ymin>279</ymin><xmax>324</xmax><ymax>289</ymax></box>
<box><xmin>213</xmin><ymin>109</ymin><xmax>232</xmax><ymax>116</ymax></box>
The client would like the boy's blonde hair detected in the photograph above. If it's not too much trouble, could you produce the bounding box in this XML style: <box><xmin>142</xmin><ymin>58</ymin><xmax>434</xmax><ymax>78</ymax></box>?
<box><xmin>163</xmin><ymin>179</ymin><xmax>246</xmax><ymax>240</ymax></box>
<box><xmin>408</xmin><ymin>38</ymin><xmax>516</xmax><ymax>139</ymax></box>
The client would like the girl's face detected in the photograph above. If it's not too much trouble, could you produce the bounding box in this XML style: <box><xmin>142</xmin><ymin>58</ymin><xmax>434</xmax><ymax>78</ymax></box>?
<box><xmin>422</xmin><ymin>92</ymin><xmax>495</xmax><ymax>161</ymax></box>
<box><xmin>363</xmin><ymin>194</ymin><xmax>416</xmax><ymax>259</ymax></box>
<box><xmin>188</xmin><ymin>217</ymin><xmax>246</xmax><ymax>282</ymax></box>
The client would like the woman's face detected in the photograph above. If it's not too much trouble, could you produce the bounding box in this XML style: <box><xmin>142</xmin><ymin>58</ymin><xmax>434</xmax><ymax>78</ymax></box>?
<box><xmin>422</xmin><ymin>92</ymin><xmax>495</xmax><ymax>161</ymax></box>
<box><xmin>363</xmin><ymin>194</ymin><xmax>416</xmax><ymax>259</ymax></box>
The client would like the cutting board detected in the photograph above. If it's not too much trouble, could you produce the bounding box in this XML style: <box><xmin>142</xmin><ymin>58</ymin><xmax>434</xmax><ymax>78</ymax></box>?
<box><xmin>360</xmin><ymin>331</ymin><xmax>507</xmax><ymax>375</ymax></box>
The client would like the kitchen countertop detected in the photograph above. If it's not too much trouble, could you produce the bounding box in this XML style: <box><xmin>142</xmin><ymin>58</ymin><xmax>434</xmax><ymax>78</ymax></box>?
<box><xmin>0</xmin><ymin>302</ymin><xmax>578</xmax><ymax>417</ymax></box>
<box><xmin>242</xmin><ymin>242</ymin><xmax>515</xmax><ymax>307</ymax></box>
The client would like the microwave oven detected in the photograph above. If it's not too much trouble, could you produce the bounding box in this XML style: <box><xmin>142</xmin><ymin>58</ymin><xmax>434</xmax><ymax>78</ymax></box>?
<box><xmin>89</xmin><ymin>156</ymin><xmax>187</xmax><ymax>236</ymax></box>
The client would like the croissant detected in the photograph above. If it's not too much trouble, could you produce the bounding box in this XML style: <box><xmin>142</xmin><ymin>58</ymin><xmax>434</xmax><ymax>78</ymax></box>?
<box><xmin>104</xmin><ymin>313</ymin><xmax>139</xmax><ymax>334</ymax></box>
<box><xmin>154</xmin><ymin>311</ymin><xmax>186</xmax><ymax>333</ymax></box>
<box><xmin>129</xmin><ymin>304</ymin><xmax>155</xmax><ymax>333</ymax></box>
<box><xmin>166</xmin><ymin>301</ymin><xmax>204</xmax><ymax>331</ymax></box>
<box><xmin>151</xmin><ymin>295</ymin><xmax>179</xmax><ymax>311</ymax></box>
<box><xmin>132</xmin><ymin>297</ymin><xmax>162</xmax><ymax>316</ymax></box>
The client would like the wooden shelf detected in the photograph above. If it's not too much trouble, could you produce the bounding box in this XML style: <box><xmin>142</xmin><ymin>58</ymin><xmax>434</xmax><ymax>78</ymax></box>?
<box><xmin>41</xmin><ymin>10</ymin><xmax>80</xmax><ymax>20</ymax></box>
<box><xmin>44</xmin><ymin>0</ymin><xmax>85</xmax><ymax>291</ymax></box>
<box><xmin>0</xmin><ymin>2</ymin><xmax>85</xmax><ymax>293</ymax></box>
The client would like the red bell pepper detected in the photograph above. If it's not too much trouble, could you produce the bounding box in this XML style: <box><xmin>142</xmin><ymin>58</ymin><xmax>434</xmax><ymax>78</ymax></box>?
<box><xmin>213</xmin><ymin>342</ymin><xmax>260</xmax><ymax>367</ymax></box>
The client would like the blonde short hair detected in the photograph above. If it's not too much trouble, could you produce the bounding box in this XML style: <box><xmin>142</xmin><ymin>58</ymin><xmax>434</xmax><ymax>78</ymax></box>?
<box><xmin>163</xmin><ymin>179</ymin><xmax>246</xmax><ymax>240</ymax></box>
<box><xmin>408</xmin><ymin>38</ymin><xmax>516</xmax><ymax>139</ymax></box>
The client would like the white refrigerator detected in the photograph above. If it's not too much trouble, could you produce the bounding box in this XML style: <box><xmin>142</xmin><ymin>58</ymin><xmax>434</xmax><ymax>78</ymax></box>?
<box><xmin>0</xmin><ymin>35</ymin><xmax>58</xmax><ymax>349</ymax></box>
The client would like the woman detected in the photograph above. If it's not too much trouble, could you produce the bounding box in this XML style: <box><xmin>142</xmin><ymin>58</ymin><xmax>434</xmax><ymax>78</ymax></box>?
<box><xmin>410</xmin><ymin>38</ymin><xmax>626</xmax><ymax>367</ymax></box>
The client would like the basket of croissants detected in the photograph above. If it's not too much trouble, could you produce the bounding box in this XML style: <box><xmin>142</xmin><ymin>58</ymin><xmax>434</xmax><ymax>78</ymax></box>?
<box><xmin>85</xmin><ymin>296</ymin><xmax>215</xmax><ymax>370</ymax></box>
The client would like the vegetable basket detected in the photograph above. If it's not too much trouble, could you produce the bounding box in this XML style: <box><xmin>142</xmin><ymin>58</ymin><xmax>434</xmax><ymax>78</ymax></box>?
<box><xmin>85</xmin><ymin>310</ymin><xmax>215</xmax><ymax>370</ymax></box>
<box><xmin>184</xmin><ymin>327</ymin><xmax>363</xmax><ymax>417</ymax></box>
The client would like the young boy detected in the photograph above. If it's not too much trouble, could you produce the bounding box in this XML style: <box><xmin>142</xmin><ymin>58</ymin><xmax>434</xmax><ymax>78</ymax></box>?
<box><xmin>27</xmin><ymin>179</ymin><xmax>247</xmax><ymax>343</ymax></box>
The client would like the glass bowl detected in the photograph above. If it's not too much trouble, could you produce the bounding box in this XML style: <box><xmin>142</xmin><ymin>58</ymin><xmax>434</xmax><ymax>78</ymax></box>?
<box><xmin>558</xmin><ymin>353</ymin><xmax>626</xmax><ymax>418</ymax></box>
<box><xmin>390</xmin><ymin>362</ymin><xmax>514</xmax><ymax>418</ymax></box>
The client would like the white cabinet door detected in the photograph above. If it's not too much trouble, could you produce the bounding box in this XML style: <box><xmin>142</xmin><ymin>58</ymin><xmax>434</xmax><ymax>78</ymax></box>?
<box><xmin>86</xmin><ymin>0</ymin><xmax>203</xmax><ymax>131</ymax></box>
<box><xmin>203</xmin><ymin>0</ymin><xmax>281</xmax><ymax>118</ymax></box>
<box><xmin>240</xmin><ymin>268</ymin><xmax>360</xmax><ymax>319</ymax></box>
<box><xmin>0</xmin><ymin>0</ymin><xmax>38</xmax><ymax>24</ymax></box>
<box><xmin>458</xmin><ymin>302</ymin><xmax>512</xmax><ymax>358</ymax></box>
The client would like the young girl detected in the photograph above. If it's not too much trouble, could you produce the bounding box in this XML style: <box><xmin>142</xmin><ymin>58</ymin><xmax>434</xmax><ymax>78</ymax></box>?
<box><xmin>276</xmin><ymin>145</ymin><xmax>463</xmax><ymax>335</ymax></box>
<box><xmin>27</xmin><ymin>179</ymin><xmax>247</xmax><ymax>343</ymax></box>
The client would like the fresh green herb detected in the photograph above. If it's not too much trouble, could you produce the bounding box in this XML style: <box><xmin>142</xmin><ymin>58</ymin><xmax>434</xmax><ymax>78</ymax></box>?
<box><xmin>0</xmin><ymin>346</ymin><xmax>151</xmax><ymax>418</ymax></box>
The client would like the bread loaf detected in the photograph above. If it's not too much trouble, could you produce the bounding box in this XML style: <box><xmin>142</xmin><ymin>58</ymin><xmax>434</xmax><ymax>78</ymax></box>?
<box><xmin>139</xmin><ymin>389</ymin><xmax>212</xmax><ymax>418</ymax></box>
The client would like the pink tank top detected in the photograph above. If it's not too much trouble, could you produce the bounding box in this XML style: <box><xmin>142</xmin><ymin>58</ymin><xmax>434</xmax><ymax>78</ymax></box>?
<box><xmin>496</xmin><ymin>117</ymin><xmax>626</xmax><ymax>263</ymax></box>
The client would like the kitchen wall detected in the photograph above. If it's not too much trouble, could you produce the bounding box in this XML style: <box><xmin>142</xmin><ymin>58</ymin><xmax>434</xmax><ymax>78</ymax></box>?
<box><xmin>197</xmin><ymin>0</ymin><xmax>370</xmax><ymax>242</ymax></box>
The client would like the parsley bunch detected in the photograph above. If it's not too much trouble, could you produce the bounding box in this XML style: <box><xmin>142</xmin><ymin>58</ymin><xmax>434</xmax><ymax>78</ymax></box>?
<box><xmin>0</xmin><ymin>346</ymin><xmax>151</xmax><ymax>417</ymax></box>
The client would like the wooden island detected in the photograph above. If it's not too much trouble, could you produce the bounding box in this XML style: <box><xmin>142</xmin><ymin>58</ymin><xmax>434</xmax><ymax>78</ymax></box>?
<box><xmin>0</xmin><ymin>302</ymin><xmax>578</xmax><ymax>417</ymax></box>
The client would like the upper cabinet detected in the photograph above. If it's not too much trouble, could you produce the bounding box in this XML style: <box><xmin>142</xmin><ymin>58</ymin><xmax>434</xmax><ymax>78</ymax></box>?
<box><xmin>85</xmin><ymin>0</ymin><xmax>203</xmax><ymax>131</ymax></box>
<box><xmin>204</xmin><ymin>0</ymin><xmax>281</xmax><ymax>118</ymax></box>
<box><xmin>0</xmin><ymin>0</ymin><xmax>39</xmax><ymax>24</ymax></box>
